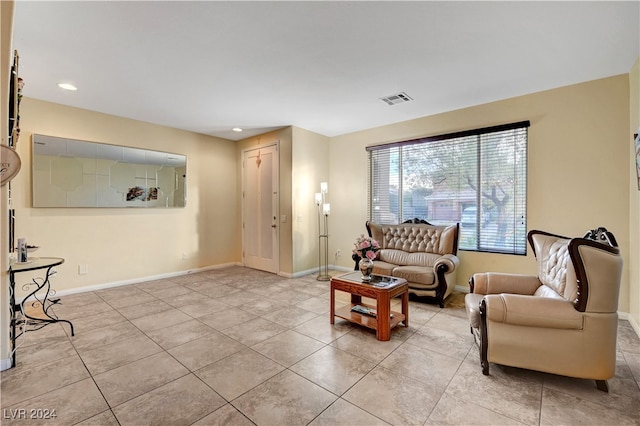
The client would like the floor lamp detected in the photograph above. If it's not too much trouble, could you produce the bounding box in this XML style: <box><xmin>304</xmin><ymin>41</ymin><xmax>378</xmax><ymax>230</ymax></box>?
<box><xmin>315</xmin><ymin>182</ymin><xmax>331</xmax><ymax>281</ymax></box>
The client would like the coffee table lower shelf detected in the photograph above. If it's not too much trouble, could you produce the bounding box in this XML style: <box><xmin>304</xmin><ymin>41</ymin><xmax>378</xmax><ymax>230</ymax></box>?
<box><xmin>335</xmin><ymin>303</ymin><xmax>406</xmax><ymax>332</ymax></box>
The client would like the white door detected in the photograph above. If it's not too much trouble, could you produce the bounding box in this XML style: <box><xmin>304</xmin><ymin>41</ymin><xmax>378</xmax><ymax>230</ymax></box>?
<box><xmin>243</xmin><ymin>144</ymin><xmax>279</xmax><ymax>273</ymax></box>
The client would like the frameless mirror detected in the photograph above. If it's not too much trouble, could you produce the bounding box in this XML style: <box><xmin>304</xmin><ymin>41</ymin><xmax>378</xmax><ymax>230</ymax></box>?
<box><xmin>32</xmin><ymin>134</ymin><xmax>186</xmax><ymax>207</ymax></box>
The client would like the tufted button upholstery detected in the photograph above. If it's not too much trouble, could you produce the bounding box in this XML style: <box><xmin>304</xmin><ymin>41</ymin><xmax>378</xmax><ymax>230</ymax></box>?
<box><xmin>532</xmin><ymin>235</ymin><xmax>576</xmax><ymax>301</ymax></box>
<box><xmin>365</xmin><ymin>221</ymin><xmax>459</xmax><ymax>307</ymax></box>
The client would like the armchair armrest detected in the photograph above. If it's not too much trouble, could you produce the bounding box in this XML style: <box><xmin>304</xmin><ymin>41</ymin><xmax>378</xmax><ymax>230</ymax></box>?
<box><xmin>472</xmin><ymin>272</ymin><xmax>541</xmax><ymax>295</ymax></box>
<box><xmin>484</xmin><ymin>294</ymin><xmax>583</xmax><ymax>329</ymax></box>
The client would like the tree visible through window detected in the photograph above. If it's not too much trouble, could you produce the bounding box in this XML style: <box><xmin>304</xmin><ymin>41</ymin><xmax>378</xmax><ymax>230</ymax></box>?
<box><xmin>367</xmin><ymin>121</ymin><xmax>529</xmax><ymax>255</ymax></box>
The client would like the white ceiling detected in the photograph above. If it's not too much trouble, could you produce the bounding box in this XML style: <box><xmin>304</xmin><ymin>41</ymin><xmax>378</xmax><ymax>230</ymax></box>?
<box><xmin>11</xmin><ymin>1</ymin><xmax>640</xmax><ymax>141</ymax></box>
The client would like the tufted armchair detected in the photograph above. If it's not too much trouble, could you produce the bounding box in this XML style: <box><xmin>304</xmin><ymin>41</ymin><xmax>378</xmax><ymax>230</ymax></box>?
<box><xmin>354</xmin><ymin>220</ymin><xmax>459</xmax><ymax>307</ymax></box>
<box><xmin>465</xmin><ymin>228</ymin><xmax>623</xmax><ymax>391</ymax></box>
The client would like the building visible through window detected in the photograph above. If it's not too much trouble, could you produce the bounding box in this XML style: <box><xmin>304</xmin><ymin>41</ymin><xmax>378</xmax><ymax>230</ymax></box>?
<box><xmin>367</xmin><ymin>121</ymin><xmax>529</xmax><ymax>255</ymax></box>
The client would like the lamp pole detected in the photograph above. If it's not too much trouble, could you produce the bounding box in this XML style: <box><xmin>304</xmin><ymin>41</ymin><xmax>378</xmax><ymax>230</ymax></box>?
<box><xmin>316</xmin><ymin>183</ymin><xmax>330</xmax><ymax>281</ymax></box>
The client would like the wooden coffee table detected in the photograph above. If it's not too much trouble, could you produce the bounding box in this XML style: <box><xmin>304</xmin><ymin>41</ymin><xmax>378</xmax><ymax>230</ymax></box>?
<box><xmin>330</xmin><ymin>272</ymin><xmax>408</xmax><ymax>341</ymax></box>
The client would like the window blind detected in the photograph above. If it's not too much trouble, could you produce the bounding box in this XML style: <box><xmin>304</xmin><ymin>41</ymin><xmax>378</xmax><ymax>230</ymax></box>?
<box><xmin>367</xmin><ymin>121</ymin><xmax>529</xmax><ymax>255</ymax></box>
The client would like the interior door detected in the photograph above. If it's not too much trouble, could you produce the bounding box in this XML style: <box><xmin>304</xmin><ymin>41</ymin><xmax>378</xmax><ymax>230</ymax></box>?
<box><xmin>243</xmin><ymin>144</ymin><xmax>279</xmax><ymax>273</ymax></box>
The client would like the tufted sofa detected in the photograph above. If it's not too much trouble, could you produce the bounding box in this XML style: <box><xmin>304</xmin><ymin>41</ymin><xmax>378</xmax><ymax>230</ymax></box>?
<box><xmin>358</xmin><ymin>220</ymin><xmax>460</xmax><ymax>307</ymax></box>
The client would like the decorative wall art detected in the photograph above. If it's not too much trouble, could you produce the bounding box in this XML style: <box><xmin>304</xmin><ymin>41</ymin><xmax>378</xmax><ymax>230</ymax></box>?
<box><xmin>126</xmin><ymin>186</ymin><xmax>158</xmax><ymax>201</ymax></box>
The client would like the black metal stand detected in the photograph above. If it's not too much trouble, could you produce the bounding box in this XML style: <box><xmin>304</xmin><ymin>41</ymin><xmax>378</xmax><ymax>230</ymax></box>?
<box><xmin>9</xmin><ymin>257</ymin><xmax>74</xmax><ymax>368</ymax></box>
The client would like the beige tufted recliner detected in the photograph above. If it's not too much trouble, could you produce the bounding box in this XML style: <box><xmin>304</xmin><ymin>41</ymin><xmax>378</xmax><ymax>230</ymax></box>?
<box><xmin>465</xmin><ymin>228</ymin><xmax>623</xmax><ymax>392</ymax></box>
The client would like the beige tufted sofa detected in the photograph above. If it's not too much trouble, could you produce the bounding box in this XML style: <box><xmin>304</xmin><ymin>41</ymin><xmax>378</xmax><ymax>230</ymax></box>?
<box><xmin>465</xmin><ymin>229</ymin><xmax>623</xmax><ymax>392</ymax></box>
<box><xmin>362</xmin><ymin>220</ymin><xmax>460</xmax><ymax>307</ymax></box>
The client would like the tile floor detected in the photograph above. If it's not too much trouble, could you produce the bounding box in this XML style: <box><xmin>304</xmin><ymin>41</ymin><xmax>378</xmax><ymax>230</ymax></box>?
<box><xmin>1</xmin><ymin>266</ymin><xmax>639</xmax><ymax>425</ymax></box>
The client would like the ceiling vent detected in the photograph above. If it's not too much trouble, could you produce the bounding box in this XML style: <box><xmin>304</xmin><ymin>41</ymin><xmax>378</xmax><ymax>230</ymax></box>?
<box><xmin>380</xmin><ymin>92</ymin><xmax>413</xmax><ymax>106</ymax></box>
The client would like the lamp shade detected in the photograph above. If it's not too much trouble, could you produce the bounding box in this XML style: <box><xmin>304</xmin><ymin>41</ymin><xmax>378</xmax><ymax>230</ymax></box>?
<box><xmin>320</xmin><ymin>182</ymin><xmax>328</xmax><ymax>193</ymax></box>
<box><xmin>323</xmin><ymin>203</ymin><xmax>330</xmax><ymax>215</ymax></box>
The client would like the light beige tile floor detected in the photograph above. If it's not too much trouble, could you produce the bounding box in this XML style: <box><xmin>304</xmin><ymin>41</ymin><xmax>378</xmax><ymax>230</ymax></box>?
<box><xmin>1</xmin><ymin>266</ymin><xmax>639</xmax><ymax>425</ymax></box>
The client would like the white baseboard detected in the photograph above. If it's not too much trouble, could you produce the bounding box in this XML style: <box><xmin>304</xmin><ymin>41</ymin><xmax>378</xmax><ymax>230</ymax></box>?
<box><xmin>286</xmin><ymin>264</ymin><xmax>351</xmax><ymax>279</ymax></box>
<box><xmin>455</xmin><ymin>285</ymin><xmax>470</xmax><ymax>294</ymax></box>
<box><xmin>15</xmin><ymin>261</ymin><xmax>334</xmax><ymax>301</ymax></box>
<box><xmin>14</xmin><ymin>262</ymin><xmax>240</xmax><ymax>304</ymax></box>
<box><xmin>279</xmin><ymin>268</ymin><xmax>313</xmax><ymax>278</ymax></box>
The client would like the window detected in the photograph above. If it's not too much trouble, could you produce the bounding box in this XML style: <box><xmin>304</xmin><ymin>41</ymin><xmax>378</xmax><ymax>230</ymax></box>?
<box><xmin>367</xmin><ymin>121</ymin><xmax>529</xmax><ymax>255</ymax></box>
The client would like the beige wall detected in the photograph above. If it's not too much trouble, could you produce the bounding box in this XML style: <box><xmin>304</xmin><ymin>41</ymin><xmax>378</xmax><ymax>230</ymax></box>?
<box><xmin>629</xmin><ymin>57</ymin><xmax>640</xmax><ymax>329</ymax></box>
<box><xmin>330</xmin><ymin>75</ymin><xmax>632</xmax><ymax>313</ymax></box>
<box><xmin>291</xmin><ymin>126</ymin><xmax>330</xmax><ymax>273</ymax></box>
<box><xmin>10</xmin><ymin>98</ymin><xmax>239</xmax><ymax>298</ymax></box>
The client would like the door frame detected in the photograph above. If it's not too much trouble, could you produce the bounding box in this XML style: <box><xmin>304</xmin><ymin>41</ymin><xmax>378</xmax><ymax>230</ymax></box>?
<box><xmin>241</xmin><ymin>141</ymin><xmax>280</xmax><ymax>274</ymax></box>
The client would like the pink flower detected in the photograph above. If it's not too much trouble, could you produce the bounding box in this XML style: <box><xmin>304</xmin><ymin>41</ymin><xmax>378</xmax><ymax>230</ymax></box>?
<box><xmin>353</xmin><ymin>235</ymin><xmax>380</xmax><ymax>259</ymax></box>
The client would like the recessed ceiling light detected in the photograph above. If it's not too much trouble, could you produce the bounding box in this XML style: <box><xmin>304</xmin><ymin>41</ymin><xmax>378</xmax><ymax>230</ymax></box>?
<box><xmin>58</xmin><ymin>83</ymin><xmax>77</xmax><ymax>91</ymax></box>
<box><xmin>232</xmin><ymin>128</ymin><xmax>243</xmax><ymax>132</ymax></box>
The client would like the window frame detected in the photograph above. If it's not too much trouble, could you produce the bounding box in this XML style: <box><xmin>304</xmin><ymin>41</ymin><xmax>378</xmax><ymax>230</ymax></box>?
<box><xmin>366</xmin><ymin>120</ymin><xmax>530</xmax><ymax>255</ymax></box>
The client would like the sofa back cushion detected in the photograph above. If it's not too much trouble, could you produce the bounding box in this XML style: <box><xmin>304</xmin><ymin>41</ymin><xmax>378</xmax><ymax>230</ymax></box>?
<box><xmin>530</xmin><ymin>232</ymin><xmax>578</xmax><ymax>302</ymax></box>
<box><xmin>368</xmin><ymin>222</ymin><xmax>457</xmax><ymax>255</ymax></box>
<box><xmin>378</xmin><ymin>249</ymin><xmax>442</xmax><ymax>268</ymax></box>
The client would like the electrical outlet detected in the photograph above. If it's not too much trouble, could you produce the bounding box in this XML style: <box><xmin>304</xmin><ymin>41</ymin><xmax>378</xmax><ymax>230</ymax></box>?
<box><xmin>336</xmin><ymin>249</ymin><xmax>341</xmax><ymax>257</ymax></box>
<box><xmin>78</xmin><ymin>264</ymin><xmax>89</xmax><ymax>275</ymax></box>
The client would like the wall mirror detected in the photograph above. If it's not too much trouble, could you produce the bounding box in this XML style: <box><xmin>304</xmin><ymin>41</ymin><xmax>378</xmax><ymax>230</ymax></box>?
<box><xmin>32</xmin><ymin>134</ymin><xmax>186</xmax><ymax>208</ymax></box>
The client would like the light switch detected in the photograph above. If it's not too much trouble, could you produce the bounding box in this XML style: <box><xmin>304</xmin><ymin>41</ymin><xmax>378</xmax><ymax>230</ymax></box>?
<box><xmin>281</xmin><ymin>215</ymin><xmax>287</xmax><ymax>223</ymax></box>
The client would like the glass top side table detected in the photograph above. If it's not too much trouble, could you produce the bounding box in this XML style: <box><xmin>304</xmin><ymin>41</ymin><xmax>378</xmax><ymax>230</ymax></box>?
<box><xmin>8</xmin><ymin>257</ymin><xmax>74</xmax><ymax>368</ymax></box>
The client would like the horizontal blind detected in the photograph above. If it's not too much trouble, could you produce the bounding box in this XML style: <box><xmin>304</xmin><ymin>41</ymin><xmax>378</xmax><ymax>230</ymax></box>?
<box><xmin>369</xmin><ymin>146</ymin><xmax>401</xmax><ymax>224</ymax></box>
<box><xmin>477</xmin><ymin>126</ymin><xmax>528</xmax><ymax>254</ymax></box>
<box><xmin>367</xmin><ymin>121</ymin><xmax>529</xmax><ymax>255</ymax></box>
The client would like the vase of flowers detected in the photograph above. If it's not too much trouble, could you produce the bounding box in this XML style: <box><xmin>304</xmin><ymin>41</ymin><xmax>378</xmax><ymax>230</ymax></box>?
<box><xmin>353</xmin><ymin>234</ymin><xmax>380</xmax><ymax>281</ymax></box>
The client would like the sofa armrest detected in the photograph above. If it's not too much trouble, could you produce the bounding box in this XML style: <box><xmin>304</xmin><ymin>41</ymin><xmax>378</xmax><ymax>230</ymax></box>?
<box><xmin>434</xmin><ymin>254</ymin><xmax>459</xmax><ymax>274</ymax></box>
<box><xmin>484</xmin><ymin>294</ymin><xmax>583</xmax><ymax>329</ymax></box>
<box><xmin>432</xmin><ymin>254</ymin><xmax>460</xmax><ymax>308</ymax></box>
<box><xmin>472</xmin><ymin>272</ymin><xmax>541</xmax><ymax>295</ymax></box>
